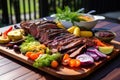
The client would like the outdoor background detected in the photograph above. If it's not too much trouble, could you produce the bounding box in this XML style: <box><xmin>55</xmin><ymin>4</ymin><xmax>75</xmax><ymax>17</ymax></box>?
<box><xmin>0</xmin><ymin>0</ymin><xmax>120</xmax><ymax>27</ymax></box>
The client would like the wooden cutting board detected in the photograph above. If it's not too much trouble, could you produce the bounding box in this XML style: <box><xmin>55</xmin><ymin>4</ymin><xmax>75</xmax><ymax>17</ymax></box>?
<box><xmin>0</xmin><ymin>40</ymin><xmax>120</xmax><ymax>80</ymax></box>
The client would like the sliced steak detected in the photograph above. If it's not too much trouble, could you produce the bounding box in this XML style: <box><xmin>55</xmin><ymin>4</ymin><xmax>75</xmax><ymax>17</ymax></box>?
<box><xmin>20</xmin><ymin>21</ymin><xmax>32</xmax><ymax>34</ymax></box>
<box><xmin>38</xmin><ymin>23</ymin><xmax>58</xmax><ymax>29</ymax></box>
<box><xmin>59</xmin><ymin>37</ymin><xmax>80</xmax><ymax>46</ymax></box>
<box><xmin>20</xmin><ymin>20</ymin><xmax>95</xmax><ymax>56</ymax></box>
<box><xmin>59</xmin><ymin>39</ymin><xmax>85</xmax><ymax>51</ymax></box>
<box><xmin>29</xmin><ymin>23</ymin><xmax>38</xmax><ymax>37</ymax></box>
<box><xmin>70</xmin><ymin>44</ymin><xmax>86</xmax><ymax>58</ymax></box>
<box><xmin>63</xmin><ymin>46</ymin><xmax>79</xmax><ymax>54</ymax></box>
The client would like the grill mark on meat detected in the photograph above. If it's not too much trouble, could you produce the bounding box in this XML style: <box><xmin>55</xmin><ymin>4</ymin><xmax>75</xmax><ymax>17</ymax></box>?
<box><xmin>51</xmin><ymin>34</ymin><xmax>77</xmax><ymax>46</ymax></box>
<box><xmin>59</xmin><ymin>38</ymin><xmax>80</xmax><ymax>47</ymax></box>
<box><xmin>59</xmin><ymin>39</ymin><xmax>84</xmax><ymax>51</ymax></box>
<box><xmin>38</xmin><ymin>23</ymin><xmax>58</xmax><ymax>29</ymax></box>
<box><xmin>47</xmin><ymin>34</ymin><xmax>78</xmax><ymax>50</ymax></box>
<box><xmin>39</xmin><ymin>32</ymin><xmax>48</xmax><ymax>43</ymax></box>
<box><xmin>35</xmin><ymin>20</ymin><xmax>56</xmax><ymax>26</ymax></box>
<box><xmin>20</xmin><ymin>21</ymin><xmax>32</xmax><ymax>34</ymax></box>
<box><xmin>48</xmin><ymin>29</ymin><xmax>68</xmax><ymax>36</ymax></box>
<box><xmin>48</xmin><ymin>28</ymin><xmax>66</xmax><ymax>33</ymax></box>
<box><xmin>48</xmin><ymin>31</ymin><xmax>65</xmax><ymax>38</ymax></box>
<box><xmin>70</xmin><ymin>44</ymin><xmax>86</xmax><ymax>58</ymax></box>
<box><xmin>42</xmin><ymin>33</ymin><xmax>72</xmax><ymax>46</ymax></box>
<box><xmin>63</xmin><ymin>46</ymin><xmax>79</xmax><ymax>54</ymax></box>
<box><xmin>53</xmin><ymin>33</ymin><xmax>74</xmax><ymax>41</ymax></box>
<box><xmin>29</xmin><ymin>23</ymin><xmax>38</xmax><ymax>37</ymax></box>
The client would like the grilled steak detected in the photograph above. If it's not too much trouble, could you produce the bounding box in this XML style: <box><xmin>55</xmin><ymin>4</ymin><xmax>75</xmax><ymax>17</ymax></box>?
<box><xmin>20</xmin><ymin>20</ymin><xmax>95</xmax><ymax>58</ymax></box>
<box><xmin>70</xmin><ymin>44</ymin><xmax>86</xmax><ymax>58</ymax></box>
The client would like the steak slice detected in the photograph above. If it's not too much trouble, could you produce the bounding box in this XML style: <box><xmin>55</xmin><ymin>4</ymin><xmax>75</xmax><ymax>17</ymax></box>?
<box><xmin>59</xmin><ymin>39</ymin><xmax>85</xmax><ymax>51</ymax></box>
<box><xmin>29</xmin><ymin>23</ymin><xmax>38</xmax><ymax>37</ymax></box>
<box><xmin>70</xmin><ymin>44</ymin><xmax>86</xmax><ymax>58</ymax></box>
<box><xmin>20</xmin><ymin>21</ymin><xmax>33</xmax><ymax>34</ymax></box>
<box><xmin>38</xmin><ymin>23</ymin><xmax>58</xmax><ymax>30</ymax></box>
<box><xmin>63</xmin><ymin>46</ymin><xmax>79</xmax><ymax>54</ymax></box>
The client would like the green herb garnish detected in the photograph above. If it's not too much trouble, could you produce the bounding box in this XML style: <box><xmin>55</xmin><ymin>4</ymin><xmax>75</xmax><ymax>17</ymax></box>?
<box><xmin>55</xmin><ymin>6</ymin><xmax>84</xmax><ymax>24</ymax></box>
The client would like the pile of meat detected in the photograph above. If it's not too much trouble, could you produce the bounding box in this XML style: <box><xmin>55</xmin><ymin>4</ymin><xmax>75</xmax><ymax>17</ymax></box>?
<box><xmin>20</xmin><ymin>20</ymin><xmax>95</xmax><ymax>58</ymax></box>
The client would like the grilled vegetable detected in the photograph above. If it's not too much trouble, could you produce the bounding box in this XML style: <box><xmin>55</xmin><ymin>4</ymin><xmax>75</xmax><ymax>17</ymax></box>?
<box><xmin>0</xmin><ymin>26</ymin><xmax>13</xmax><ymax>43</ymax></box>
<box><xmin>76</xmin><ymin>54</ymin><xmax>94</xmax><ymax>67</ymax></box>
<box><xmin>85</xmin><ymin>51</ymin><xmax>100</xmax><ymax>61</ymax></box>
<box><xmin>80</xmin><ymin>31</ymin><xmax>93</xmax><ymax>37</ymax></box>
<box><xmin>7</xmin><ymin>29</ymin><xmax>24</xmax><ymax>41</ymax></box>
<box><xmin>87</xmin><ymin>48</ymin><xmax>107</xmax><ymax>58</ymax></box>
<box><xmin>67</xmin><ymin>26</ymin><xmax>76</xmax><ymax>33</ymax></box>
<box><xmin>0</xmin><ymin>36</ymin><xmax>10</xmax><ymax>43</ymax></box>
<box><xmin>56</xmin><ymin>21</ymin><xmax>65</xmax><ymax>29</ymax></box>
<box><xmin>3</xmin><ymin>26</ymin><xmax>13</xmax><ymax>39</ymax></box>
<box><xmin>94</xmin><ymin>38</ymin><xmax>106</xmax><ymax>46</ymax></box>
<box><xmin>73</xmin><ymin>27</ymin><xmax>80</xmax><ymax>37</ymax></box>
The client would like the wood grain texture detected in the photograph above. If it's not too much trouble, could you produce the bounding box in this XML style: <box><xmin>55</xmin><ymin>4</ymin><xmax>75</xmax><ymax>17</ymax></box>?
<box><xmin>0</xmin><ymin>67</ymin><xmax>31</xmax><ymax>80</ymax></box>
<box><xmin>0</xmin><ymin>62</ymin><xmax>21</xmax><ymax>75</ymax></box>
<box><xmin>0</xmin><ymin>58</ymin><xmax>12</xmax><ymax>67</ymax></box>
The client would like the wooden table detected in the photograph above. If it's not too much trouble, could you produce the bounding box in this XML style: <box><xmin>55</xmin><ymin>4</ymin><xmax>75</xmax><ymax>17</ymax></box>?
<box><xmin>0</xmin><ymin>19</ymin><xmax>120</xmax><ymax>80</ymax></box>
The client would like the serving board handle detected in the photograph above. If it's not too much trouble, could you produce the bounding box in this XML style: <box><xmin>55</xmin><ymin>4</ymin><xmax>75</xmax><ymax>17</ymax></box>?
<box><xmin>111</xmin><ymin>40</ymin><xmax>120</xmax><ymax>45</ymax></box>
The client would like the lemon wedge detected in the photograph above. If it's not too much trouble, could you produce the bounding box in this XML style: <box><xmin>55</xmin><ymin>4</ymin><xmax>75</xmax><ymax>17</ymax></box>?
<box><xmin>73</xmin><ymin>27</ymin><xmax>80</xmax><ymax>37</ymax></box>
<box><xmin>67</xmin><ymin>26</ymin><xmax>76</xmax><ymax>33</ymax></box>
<box><xmin>56</xmin><ymin>22</ymin><xmax>65</xmax><ymax>29</ymax></box>
<box><xmin>80</xmin><ymin>31</ymin><xmax>93</xmax><ymax>37</ymax></box>
<box><xmin>98</xmin><ymin>46</ymin><xmax>114</xmax><ymax>54</ymax></box>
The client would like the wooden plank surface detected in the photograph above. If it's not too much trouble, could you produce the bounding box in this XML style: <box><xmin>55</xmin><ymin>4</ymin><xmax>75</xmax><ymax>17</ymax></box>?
<box><xmin>0</xmin><ymin>62</ymin><xmax>21</xmax><ymax>75</ymax></box>
<box><xmin>0</xmin><ymin>54</ymin><xmax>59</xmax><ymax>80</ymax></box>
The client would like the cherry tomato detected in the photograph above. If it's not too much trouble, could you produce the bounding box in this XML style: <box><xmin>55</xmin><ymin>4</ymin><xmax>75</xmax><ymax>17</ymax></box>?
<box><xmin>75</xmin><ymin>59</ymin><xmax>81</xmax><ymax>67</ymax></box>
<box><xmin>69</xmin><ymin>59</ymin><xmax>76</xmax><ymax>67</ymax></box>
<box><xmin>63</xmin><ymin>53</ymin><xmax>70</xmax><ymax>60</ymax></box>
<box><xmin>69</xmin><ymin>59</ymin><xmax>81</xmax><ymax>67</ymax></box>
<box><xmin>51</xmin><ymin>60</ymin><xmax>59</xmax><ymax>68</ymax></box>
<box><xmin>62</xmin><ymin>53</ymin><xmax>71</xmax><ymax>66</ymax></box>
<box><xmin>62</xmin><ymin>57</ymin><xmax>71</xmax><ymax>66</ymax></box>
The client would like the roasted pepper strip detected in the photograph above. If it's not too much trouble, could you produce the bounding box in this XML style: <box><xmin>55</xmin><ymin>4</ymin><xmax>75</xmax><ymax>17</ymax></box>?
<box><xmin>94</xmin><ymin>38</ymin><xmax>106</xmax><ymax>46</ymax></box>
<box><xmin>3</xmin><ymin>26</ymin><xmax>13</xmax><ymax>39</ymax></box>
